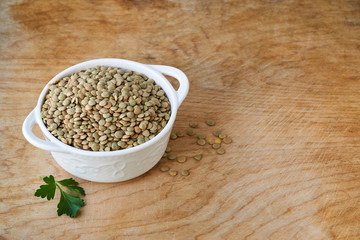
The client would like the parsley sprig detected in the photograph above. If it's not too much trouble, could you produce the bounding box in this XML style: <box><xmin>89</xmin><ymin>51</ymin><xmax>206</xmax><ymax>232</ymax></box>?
<box><xmin>35</xmin><ymin>175</ymin><xmax>85</xmax><ymax>218</ymax></box>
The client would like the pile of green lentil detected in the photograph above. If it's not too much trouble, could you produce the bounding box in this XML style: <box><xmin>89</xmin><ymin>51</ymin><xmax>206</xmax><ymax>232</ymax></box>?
<box><xmin>41</xmin><ymin>66</ymin><xmax>171</xmax><ymax>151</ymax></box>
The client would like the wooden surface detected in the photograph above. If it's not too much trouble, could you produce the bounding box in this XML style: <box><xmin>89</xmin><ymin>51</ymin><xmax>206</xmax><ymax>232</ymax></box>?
<box><xmin>1</xmin><ymin>0</ymin><xmax>360</xmax><ymax>239</ymax></box>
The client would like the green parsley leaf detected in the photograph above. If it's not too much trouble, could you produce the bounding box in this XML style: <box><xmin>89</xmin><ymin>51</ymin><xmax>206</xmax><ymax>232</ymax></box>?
<box><xmin>57</xmin><ymin>189</ymin><xmax>85</xmax><ymax>218</ymax></box>
<box><xmin>34</xmin><ymin>175</ymin><xmax>86</xmax><ymax>218</ymax></box>
<box><xmin>34</xmin><ymin>175</ymin><xmax>56</xmax><ymax>200</ymax></box>
<box><xmin>57</xmin><ymin>178</ymin><xmax>86</xmax><ymax>196</ymax></box>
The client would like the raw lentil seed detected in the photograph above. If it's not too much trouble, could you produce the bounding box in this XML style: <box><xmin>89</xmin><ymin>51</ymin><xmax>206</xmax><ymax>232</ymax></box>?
<box><xmin>66</xmin><ymin>108</ymin><xmax>75</xmax><ymax>115</ymax></box>
<box><xmin>114</xmin><ymin>131</ymin><xmax>123</xmax><ymax>138</ymax></box>
<box><xmin>167</xmin><ymin>154</ymin><xmax>177</xmax><ymax>160</ymax></box>
<box><xmin>134</xmin><ymin>107</ymin><xmax>141</xmax><ymax>115</ymax></box>
<box><xmin>181</xmin><ymin>170</ymin><xmax>190</xmax><ymax>176</ymax></box>
<box><xmin>214</xmin><ymin>138</ymin><xmax>222</xmax><ymax>144</ymax></box>
<box><xmin>212</xmin><ymin>143</ymin><xmax>221</xmax><ymax>149</ymax></box>
<box><xmin>197</xmin><ymin>134</ymin><xmax>206</xmax><ymax>139</ymax></box>
<box><xmin>63</xmin><ymin>98</ymin><xmax>71</xmax><ymax>106</ymax></box>
<box><xmin>194</xmin><ymin>154</ymin><xmax>203</xmax><ymax>161</ymax></box>
<box><xmin>99</xmin><ymin>100</ymin><xmax>107</xmax><ymax>106</ymax></box>
<box><xmin>175</xmin><ymin>131</ymin><xmax>184</xmax><ymax>137</ymax></box>
<box><xmin>186</xmin><ymin>129</ymin><xmax>196</xmax><ymax>136</ymax></box>
<box><xmin>197</xmin><ymin>139</ymin><xmax>206</xmax><ymax>146</ymax></box>
<box><xmin>223</xmin><ymin>137</ymin><xmax>232</xmax><ymax>144</ymax></box>
<box><xmin>119</xmin><ymin>102</ymin><xmax>126</xmax><ymax>109</ymax></box>
<box><xmin>160</xmin><ymin>166</ymin><xmax>170</xmax><ymax>172</ymax></box>
<box><xmin>91</xmin><ymin>143</ymin><xmax>100</xmax><ymax>151</ymax></box>
<box><xmin>219</xmin><ymin>133</ymin><xmax>226</xmax><ymax>139</ymax></box>
<box><xmin>216</xmin><ymin>148</ymin><xmax>225</xmax><ymax>154</ymax></box>
<box><xmin>143</xmin><ymin>130</ymin><xmax>150</xmax><ymax>137</ymax></box>
<box><xmin>207</xmin><ymin>137</ymin><xmax>216</xmax><ymax>145</ymax></box>
<box><xmin>206</xmin><ymin>120</ymin><xmax>216</xmax><ymax>126</ymax></box>
<box><xmin>169</xmin><ymin>170</ymin><xmax>178</xmax><ymax>176</ymax></box>
<box><xmin>88</xmin><ymin>99</ymin><xmax>96</xmax><ymax>106</ymax></box>
<box><xmin>177</xmin><ymin>156</ymin><xmax>187</xmax><ymax>163</ymax></box>
<box><xmin>58</xmin><ymin>93</ymin><xmax>66</xmax><ymax>101</ymax></box>
<box><xmin>165</xmin><ymin>146</ymin><xmax>171</xmax><ymax>153</ymax></box>
<box><xmin>101</xmin><ymin>91</ymin><xmax>110</xmax><ymax>98</ymax></box>
<box><xmin>170</xmin><ymin>132</ymin><xmax>177</xmax><ymax>140</ymax></box>
<box><xmin>189</xmin><ymin>121</ymin><xmax>198</xmax><ymax>128</ymax></box>
<box><xmin>213</xmin><ymin>130</ymin><xmax>221</xmax><ymax>137</ymax></box>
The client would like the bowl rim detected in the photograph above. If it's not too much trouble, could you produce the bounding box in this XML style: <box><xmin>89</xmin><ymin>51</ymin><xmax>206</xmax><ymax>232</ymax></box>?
<box><xmin>35</xmin><ymin>58</ymin><xmax>179</xmax><ymax>157</ymax></box>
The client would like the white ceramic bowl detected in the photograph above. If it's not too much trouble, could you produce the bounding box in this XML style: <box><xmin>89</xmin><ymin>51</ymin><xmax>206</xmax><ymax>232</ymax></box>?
<box><xmin>22</xmin><ymin>58</ymin><xmax>189</xmax><ymax>183</ymax></box>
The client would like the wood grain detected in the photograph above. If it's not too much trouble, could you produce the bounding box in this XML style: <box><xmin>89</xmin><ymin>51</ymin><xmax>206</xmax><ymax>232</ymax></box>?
<box><xmin>1</xmin><ymin>0</ymin><xmax>360</xmax><ymax>239</ymax></box>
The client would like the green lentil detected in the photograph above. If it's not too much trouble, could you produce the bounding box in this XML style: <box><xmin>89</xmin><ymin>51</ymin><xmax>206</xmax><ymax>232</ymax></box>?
<box><xmin>219</xmin><ymin>133</ymin><xmax>226</xmax><ymax>139</ymax></box>
<box><xmin>197</xmin><ymin>139</ymin><xmax>206</xmax><ymax>146</ymax></box>
<box><xmin>175</xmin><ymin>131</ymin><xmax>185</xmax><ymax>137</ymax></box>
<box><xmin>167</xmin><ymin>154</ymin><xmax>177</xmax><ymax>160</ymax></box>
<box><xmin>169</xmin><ymin>170</ymin><xmax>178</xmax><ymax>176</ymax></box>
<box><xmin>213</xmin><ymin>130</ymin><xmax>221</xmax><ymax>137</ymax></box>
<box><xmin>160</xmin><ymin>166</ymin><xmax>170</xmax><ymax>172</ymax></box>
<box><xmin>206</xmin><ymin>137</ymin><xmax>216</xmax><ymax>145</ymax></box>
<box><xmin>186</xmin><ymin>129</ymin><xmax>196</xmax><ymax>136</ymax></box>
<box><xmin>114</xmin><ymin>131</ymin><xmax>123</xmax><ymax>138</ymax></box>
<box><xmin>206</xmin><ymin>120</ymin><xmax>216</xmax><ymax>126</ymax></box>
<box><xmin>101</xmin><ymin>91</ymin><xmax>110</xmax><ymax>98</ymax></box>
<box><xmin>189</xmin><ymin>121</ymin><xmax>198</xmax><ymax>128</ymax></box>
<box><xmin>194</xmin><ymin>154</ymin><xmax>203</xmax><ymax>161</ymax></box>
<box><xmin>165</xmin><ymin>146</ymin><xmax>171</xmax><ymax>153</ymax></box>
<box><xmin>216</xmin><ymin>148</ymin><xmax>225</xmax><ymax>154</ymax></box>
<box><xmin>181</xmin><ymin>170</ymin><xmax>190</xmax><ymax>176</ymax></box>
<box><xmin>170</xmin><ymin>132</ymin><xmax>177</xmax><ymax>140</ymax></box>
<box><xmin>177</xmin><ymin>156</ymin><xmax>187</xmax><ymax>163</ymax></box>
<box><xmin>223</xmin><ymin>137</ymin><xmax>232</xmax><ymax>144</ymax></box>
<box><xmin>212</xmin><ymin>143</ymin><xmax>221</xmax><ymax>149</ymax></box>
<box><xmin>197</xmin><ymin>134</ymin><xmax>206</xmax><ymax>139</ymax></box>
<box><xmin>91</xmin><ymin>143</ymin><xmax>100</xmax><ymax>151</ymax></box>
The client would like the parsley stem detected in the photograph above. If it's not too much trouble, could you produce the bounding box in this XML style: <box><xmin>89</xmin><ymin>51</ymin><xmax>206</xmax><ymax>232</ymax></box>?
<box><xmin>55</xmin><ymin>182</ymin><xmax>64</xmax><ymax>192</ymax></box>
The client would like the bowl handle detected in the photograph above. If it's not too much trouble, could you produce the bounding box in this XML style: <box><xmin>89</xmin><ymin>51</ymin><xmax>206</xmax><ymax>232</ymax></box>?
<box><xmin>148</xmin><ymin>65</ymin><xmax>189</xmax><ymax>107</ymax></box>
<box><xmin>22</xmin><ymin>109</ymin><xmax>66</xmax><ymax>153</ymax></box>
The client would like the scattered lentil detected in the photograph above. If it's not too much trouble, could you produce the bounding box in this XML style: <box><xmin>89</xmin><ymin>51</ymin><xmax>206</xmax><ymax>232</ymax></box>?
<box><xmin>169</xmin><ymin>170</ymin><xmax>178</xmax><ymax>176</ymax></box>
<box><xmin>197</xmin><ymin>139</ymin><xmax>206</xmax><ymax>146</ymax></box>
<box><xmin>162</xmin><ymin>121</ymin><xmax>232</xmax><ymax>177</ymax></box>
<box><xmin>197</xmin><ymin>134</ymin><xmax>206</xmax><ymax>139</ymax></box>
<box><xmin>206</xmin><ymin>120</ymin><xmax>216</xmax><ymax>126</ymax></box>
<box><xmin>170</xmin><ymin>132</ymin><xmax>178</xmax><ymax>140</ymax></box>
<box><xmin>206</xmin><ymin>137</ymin><xmax>216</xmax><ymax>145</ymax></box>
<box><xmin>194</xmin><ymin>154</ymin><xmax>203</xmax><ymax>161</ymax></box>
<box><xmin>181</xmin><ymin>170</ymin><xmax>190</xmax><ymax>176</ymax></box>
<box><xmin>189</xmin><ymin>121</ymin><xmax>199</xmax><ymax>128</ymax></box>
<box><xmin>160</xmin><ymin>166</ymin><xmax>170</xmax><ymax>172</ymax></box>
<box><xmin>212</xmin><ymin>143</ymin><xmax>221</xmax><ymax>149</ymax></box>
<box><xmin>175</xmin><ymin>131</ymin><xmax>184</xmax><ymax>137</ymax></box>
<box><xmin>216</xmin><ymin>148</ymin><xmax>225</xmax><ymax>154</ymax></box>
<box><xmin>177</xmin><ymin>156</ymin><xmax>187</xmax><ymax>163</ymax></box>
<box><xmin>186</xmin><ymin>129</ymin><xmax>196</xmax><ymax>136</ymax></box>
<box><xmin>213</xmin><ymin>130</ymin><xmax>221</xmax><ymax>137</ymax></box>
<box><xmin>167</xmin><ymin>154</ymin><xmax>177</xmax><ymax>160</ymax></box>
<box><xmin>219</xmin><ymin>133</ymin><xmax>226</xmax><ymax>139</ymax></box>
<box><xmin>223</xmin><ymin>137</ymin><xmax>232</xmax><ymax>144</ymax></box>
<box><xmin>165</xmin><ymin>146</ymin><xmax>172</xmax><ymax>153</ymax></box>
